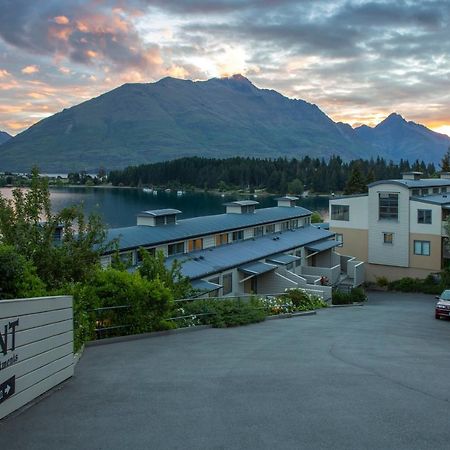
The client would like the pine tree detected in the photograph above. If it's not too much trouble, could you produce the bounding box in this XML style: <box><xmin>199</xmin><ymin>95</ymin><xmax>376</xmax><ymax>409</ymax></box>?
<box><xmin>344</xmin><ymin>163</ymin><xmax>366</xmax><ymax>195</ymax></box>
<box><xmin>441</xmin><ymin>147</ymin><xmax>450</xmax><ymax>172</ymax></box>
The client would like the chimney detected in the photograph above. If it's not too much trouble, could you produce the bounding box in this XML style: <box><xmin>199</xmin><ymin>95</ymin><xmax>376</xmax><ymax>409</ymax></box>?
<box><xmin>276</xmin><ymin>196</ymin><xmax>299</xmax><ymax>207</ymax></box>
<box><xmin>402</xmin><ymin>172</ymin><xmax>422</xmax><ymax>180</ymax></box>
<box><xmin>137</xmin><ymin>209</ymin><xmax>181</xmax><ymax>226</ymax></box>
<box><xmin>440</xmin><ymin>172</ymin><xmax>450</xmax><ymax>180</ymax></box>
<box><xmin>224</xmin><ymin>200</ymin><xmax>259</xmax><ymax>214</ymax></box>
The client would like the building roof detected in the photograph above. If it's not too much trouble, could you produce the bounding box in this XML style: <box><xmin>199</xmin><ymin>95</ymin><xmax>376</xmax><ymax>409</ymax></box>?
<box><xmin>239</xmin><ymin>261</ymin><xmax>277</xmax><ymax>275</ymax></box>
<box><xmin>266</xmin><ymin>253</ymin><xmax>300</xmax><ymax>265</ymax></box>
<box><xmin>191</xmin><ymin>279</ymin><xmax>223</xmax><ymax>292</ymax></box>
<box><xmin>137</xmin><ymin>209</ymin><xmax>181</xmax><ymax>217</ymax></box>
<box><xmin>165</xmin><ymin>225</ymin><xmax>335</xmax><ymax>280</ymax></box>
<box><xmin>105</xmin><ymin>206</ymin><xmax>311</xmax><ymax>253</ymax></box>
<box><xmin>368</xmin><ymin>179</ymin><xmax>450</xmax><ymax>189</ymax></box>
<box><xmin>411</xmin><ymin>194</ymin><xmax>450</xmax><ymax>205</ymax></box>
<box><xmin>223</xmin><ymin>200</ymin><xmax>259</xmax><ymax>206</ymax></box>
<box><xmin>306</xmin><ymin>240</ymin><xmax>341</xmax><ymax>252</ymax></box>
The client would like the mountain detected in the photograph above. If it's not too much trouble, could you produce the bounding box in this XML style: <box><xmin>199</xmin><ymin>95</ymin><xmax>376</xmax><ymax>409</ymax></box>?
<box><xmin>354</xmin><ymin>113</ymin><xmax>450</xmax><ymax>163</ymax></box>
<box><xmin>0</xmin><ymin>75</ymin><xmax>367</xmax><ymax>172</ymax></box>
<box><xmin>0</xmin><ymin>77</ymin><xmax>448</xmax><ymax>172</ymax></box>
<box><xmin>0</xmin><ymin>130</ymin><xmax>12</xmax><ymax>145</ymax></box>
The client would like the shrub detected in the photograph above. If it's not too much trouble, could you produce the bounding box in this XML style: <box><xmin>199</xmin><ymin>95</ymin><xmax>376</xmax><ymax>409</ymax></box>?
<box><xmin>332</xmin><ymin>287</ymin><xmax>366</xmax><ymax>305</ymax></box>
<box><xmin>279</xmin><ymin>289</ymin><xmax>328</xmax><ymax>311</ymax></box>
<box><xmin>388</xmin><ymin>277</ymin><xmax>442</xmax><ymax>295</ymax></box>
<box><xmin>375</xmin><ymin>276</ymin><xmax>389</xmax><ymax>287</ymax></box>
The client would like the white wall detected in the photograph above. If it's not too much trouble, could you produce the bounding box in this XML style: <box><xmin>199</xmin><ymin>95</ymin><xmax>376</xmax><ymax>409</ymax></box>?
<box><xmin>368</xmin><ymin>183</ymin><xmax>410</xmax><ymax>267</ymax></box>
<box><xmin>329</xmin><ymin>195</ymin><xmax>369</xmax><ymax>230</ymax></box>
<box><xmin>0</xmin><ymin>296</ymin><xmax>74</xmax><ymax>420</ymax></box>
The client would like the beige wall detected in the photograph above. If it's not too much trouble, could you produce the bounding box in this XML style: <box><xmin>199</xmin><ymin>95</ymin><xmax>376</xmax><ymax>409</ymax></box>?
<box><xmin>365</xmin><ymin>264</ymin><xmax>438</xmax><ymax>282</ymax></box>
<box><xmin>409</xmin><ymin>233</ymin><xmax>442</xmax><ymax>271</ymax></box>
<box><xmin>331</xmin><ymin>227</ymin><xmax>368</xmax><ymax>262</ymax></box>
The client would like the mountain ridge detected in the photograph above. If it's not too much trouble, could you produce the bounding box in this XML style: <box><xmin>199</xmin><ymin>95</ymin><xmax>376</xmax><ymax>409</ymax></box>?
<box><xmin>0</xmin><ymin>130</ymin><xmax>12</xmax><ymax>145</ymax></box>
<box><xmin>0</xmin><ymin>75</ymin><xmax>449</xmax><ymax>171</ymax></box>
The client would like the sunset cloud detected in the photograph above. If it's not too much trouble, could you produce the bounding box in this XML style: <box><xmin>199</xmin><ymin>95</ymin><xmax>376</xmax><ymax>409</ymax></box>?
<box><xmin>0</xmin><ymin>0</ymin><xmax>449</xmax><ymax>136</ymax></box>
<box><xmin>21</xmin><ymin>65</ymin><xmax>39</xmax><ymax>74</ymax></box>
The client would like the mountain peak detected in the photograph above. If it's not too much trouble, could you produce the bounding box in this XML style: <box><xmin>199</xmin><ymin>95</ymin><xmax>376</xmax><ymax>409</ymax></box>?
<box><xmin>379</xmin><ymin>112</ymin><xmax>407</xmax><ymax>126</ymax></box>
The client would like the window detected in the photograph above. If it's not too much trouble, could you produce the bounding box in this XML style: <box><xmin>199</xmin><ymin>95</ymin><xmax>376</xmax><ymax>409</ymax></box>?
<box><xmin>168</xmin><ymin>242</ymin><xmax>184</xmax><ymax>256</ymax></box>
<box><xmin>336</xmin><ymin>233</ymin><xmax>343</xmax><ymax>246</ymax></box>
<box><xmin>383</xmin><ymin>232</ymin><xmax>393</xmax><ymax>244</ymax></box>
<box><xmin>222</xmin><ymin>273</ymin><xmax>232</xmax><ymax>295</ymax></box>
<box><xmin>414</xmin><ymin>240</ymin><xmax>430</xmax><ymax>256</ymax></box>
<box><xmin>188</xmin><ymin>238</ymin><xmax>203</xmax><ymax>251</ymax></box>
<box><xmin>254</xmin><ymin>226</ymin><xmax>264</xmax><ymax>237</ymax></box>
<box><xmin>421</xmin><ymin>188</ymin><xmax>429</xmax><ymax>196</ymax></box>
<box><xmin>379</xmin><ymin>193</ymin><xmax>398</xmax><ymax>220</ymax></box>
<box><xmin>155</xmin><ymin>216</ymin><xmax>165</xmax><ymax>226</ymax></box>
<box><xmin>215</xmin><ymin>233</ymin><xmax>228</xmax><ymax>246</ymax></box>
<box><xmin>442</xmin><ymin>187</ymin><xmax>447</xmax><ymax>193</ymax></box>
<box><xmin>433</xmin><ymin>187</ymin><xmax>439</xmax><ymax>194</ymax></box>
<box><xmin>331</xmin><ymin>205</ymin><xmax>350</xmax><ymax>221</ymax></box>
<box><xmin>290</xmin><ymin>219</ymin><xmax>299</xmax><ymax>229</ymax></box>
<box><xmin>281</xmin><ymin>221</ymin><xmax>289</xmax><ymax>231</ymax></box>
<box><xmin>417</xmin><ymin>209</ymin><xmax>432</xmax><ymax>224</ymax></box>
<box><xmin>265</xmin><ymin>224</ymin><xmax>275</xmax><ymax>233</ymax></box>
<box><xmin>286</xmin><ymin>262</ymin><xmax>294</xmax><ymax>271</ymax></box>
<box><xmin>232</xmin><ymin>230</ymin><xmax>244</xmax><ymax>241</ymax></box>
<box><xmin>411</xmin><ymin>189</ymin><xmax>420</xmax><ymax>196</ymax></box>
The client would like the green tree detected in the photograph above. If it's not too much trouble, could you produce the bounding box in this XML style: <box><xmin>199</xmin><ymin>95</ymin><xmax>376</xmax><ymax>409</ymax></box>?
<box><xmin>0</xmin><ymin>168</ymin><xmax>108</xmax><ymax>288</ymax></box>
<box><xmin>138</xmin><ymin>250</ymin><xmax>194</xmax><ymax>299</ymax></box>
<box><xmin>287</xmin><ymin>178</ymin><xmax>304</xmax><ymax>195</ymax></box>
<box><xmin>344</xmin><ymin>163</ymin><xmax>367</xmax><ymax>195</ymax></box>
<box><xmin>310</xmin><ymin>211</ymin><xmax>323</xmax><ymax>223</ymax></box>
<box><xmin>441</xmin><ymin>147</ymin><xmax>450</xmax><ymax>172</ymax></box>
<box><xmin>0</xmin><ymin>245</ymin><xmax>45</xmax><ymax>299</ymax></box>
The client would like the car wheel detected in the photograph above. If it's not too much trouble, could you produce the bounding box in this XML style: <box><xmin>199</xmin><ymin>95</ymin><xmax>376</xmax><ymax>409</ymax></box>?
<box><xmin>435</xmin><ymin>313</ymin><xmax>440</xmax><ymax>319</ymax></box>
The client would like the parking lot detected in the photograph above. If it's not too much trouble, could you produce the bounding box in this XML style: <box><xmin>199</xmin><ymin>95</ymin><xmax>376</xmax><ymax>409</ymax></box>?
<box><xmin>1</xmin><ymin>291</ymin><xmax>449</xmax><ymax>450</ymax></box>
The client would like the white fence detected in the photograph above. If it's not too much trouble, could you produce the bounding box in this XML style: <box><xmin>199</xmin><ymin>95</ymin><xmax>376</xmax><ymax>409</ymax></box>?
<box><xmin>0</xmin><ymin>296</ymin><xmax>74</xmax><ymax>420</ymax></box>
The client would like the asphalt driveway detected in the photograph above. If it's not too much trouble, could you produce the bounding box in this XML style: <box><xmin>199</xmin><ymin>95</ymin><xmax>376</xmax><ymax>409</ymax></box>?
<box><xmin>1</xmin><ymin>291</ymin><xmax>450</xmax><ymax>450</ymax></box>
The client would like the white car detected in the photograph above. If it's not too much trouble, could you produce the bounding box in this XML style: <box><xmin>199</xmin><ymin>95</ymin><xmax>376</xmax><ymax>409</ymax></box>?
<box><xmin>435</xmin><ymin>290</ymin><xmax>450</xmax><ymax>319</ymax></box>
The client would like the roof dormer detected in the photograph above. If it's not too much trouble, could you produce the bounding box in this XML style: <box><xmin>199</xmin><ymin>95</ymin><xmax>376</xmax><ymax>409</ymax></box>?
<box><xmin>224</xmin><ymin>200</ymin><xmax>259</xmax><ymax>214</ymax></box>
<box><xmin>137</xmin><ymin>209</ymin><xmax>181</xmax><ymax>226</ymax></box>
<box><xmin>402</xmin><ymin>172</ymin><xmax>422</xmax><ymax>180</ymax></box>
<box><xmin>276</xmin><ymin>196</ymin><xmax>299</xmax><ymax>207</ymax></box>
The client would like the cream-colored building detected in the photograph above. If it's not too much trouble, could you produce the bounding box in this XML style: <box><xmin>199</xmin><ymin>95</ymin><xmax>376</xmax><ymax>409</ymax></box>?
<box><xmin>330</xmin><ymin>172</ymin><xmax>450</xmax><ymax>281</ymax></box>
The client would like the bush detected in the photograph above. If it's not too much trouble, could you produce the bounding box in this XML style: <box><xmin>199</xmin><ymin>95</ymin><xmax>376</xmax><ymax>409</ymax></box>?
<box><xmin>175</xmin><ymin>297</ymin><xmax>266</xmax><ymax>328</ymax></box>
<box><xmin>388</xmin><ymin>277</ymin><xmax>442</xmax><ymax>295</ymax></box>
<box><xmin>375</xmin><ymin>276</ymin><xmax>389</xmax><ymax>287</ymax></box>
<box><xmin>332</xmin><ymin>287</ymin><xmax>366</xmax><ymax>305</ymax></box>
<box><xmin>279</xmin><ymin>289</ymin><xmax>328</xmax><ymax>311</ymax></box>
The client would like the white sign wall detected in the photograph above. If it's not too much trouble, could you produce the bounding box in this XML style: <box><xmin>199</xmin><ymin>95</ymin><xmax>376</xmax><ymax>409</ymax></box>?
<box><xmin>0</xmin><ymin>296</ymin><xmax>74</xmax><ymax>419</ymax></box>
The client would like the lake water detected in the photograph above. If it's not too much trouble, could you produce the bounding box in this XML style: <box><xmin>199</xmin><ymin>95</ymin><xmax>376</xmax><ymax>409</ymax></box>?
<box><xmin>0</xmin><ymin>187</ymin><xmax>330</xmax><ymax>228</ymax></box>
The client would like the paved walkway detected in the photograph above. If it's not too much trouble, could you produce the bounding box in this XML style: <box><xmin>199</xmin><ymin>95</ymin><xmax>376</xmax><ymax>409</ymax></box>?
<box><xmin>1</xmin><ymin>292</ymin><xmax>450</xmax><ymax>449</ymax></box>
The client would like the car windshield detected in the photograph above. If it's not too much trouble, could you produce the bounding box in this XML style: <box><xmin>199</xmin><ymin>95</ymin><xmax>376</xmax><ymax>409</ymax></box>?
<box><xmin>440</xmin><ymin>290</ymin><xmax>450</xmax><ymax>300</ymax></box>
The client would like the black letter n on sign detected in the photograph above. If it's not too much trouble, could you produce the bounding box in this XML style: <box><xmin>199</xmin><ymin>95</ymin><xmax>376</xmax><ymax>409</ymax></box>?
<box><xmin>0</xmin><ymin>325</ymin><xmax>7</xmax><ymax>355</ymax></box>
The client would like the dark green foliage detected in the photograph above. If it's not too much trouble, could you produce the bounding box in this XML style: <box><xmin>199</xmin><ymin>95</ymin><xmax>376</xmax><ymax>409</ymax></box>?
<box><xmin>332</xmin><ymin>288</ymin><xmax>366</xmax><ymax>305</ymax></box>
<box><xmin>0</xmin><ymin>168</ymin><xmax>108</xmax><ymax>288</ymax></box>
<box><xmin>388</xmin><ymin>276</ymin><xmax>443</xmax><ymax>295</ymax></box>
<box><xmin>108</xmin><ymin>155</ymin><xmax>436</xmax><ymax>194</ymax></box>
<box><xmin>176</xmin><ymin>297</ymin><xmax>266</xmax><ymax>328</ymax></box>
<box><xmin>344</xmin><ymin>162</ymin><xmax>367</xmax><ymax>194</ymax></box>
<box><xmin>138</xmin><ymin>250</ymin><xmax>194</xmax><ymax>300</ymax></box>
<box><xmin>0</xmin><ymin>244</ymin><xmax>46</xmax><ymax>299</ymax></box>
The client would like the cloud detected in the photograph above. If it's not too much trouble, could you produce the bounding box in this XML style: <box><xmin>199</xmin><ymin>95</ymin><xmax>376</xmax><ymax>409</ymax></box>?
<box><xmin>53</xmin><ymin>15</ymin><xmax>70</xmax><ymax>25</ymax></box>
<box><xmin>21</xmin><ymin>65</ymin><xmax>39</xmax><ymax>74</ymax></box>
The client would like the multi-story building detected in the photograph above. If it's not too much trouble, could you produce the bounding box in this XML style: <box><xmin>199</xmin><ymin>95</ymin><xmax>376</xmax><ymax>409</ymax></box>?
<box><xmin>103</xmin><ymin>197</ymin><xmax>365</xmax><ymax>299</ymax></box>
<box><xmin>329</xmin><ymin>172</ymin><xmax>450</xmax><ymax>281</ymax></box>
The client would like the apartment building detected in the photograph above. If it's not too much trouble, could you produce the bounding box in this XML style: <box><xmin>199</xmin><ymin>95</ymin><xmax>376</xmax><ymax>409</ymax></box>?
<box><xmin>103</xmin><ymin>197</ymin><xmax>364</xmax><ymax>299</ymax></box>
<box><xmin>329</xmin><ymin>172</ymin><xmax>450</xmax><ymax>281</ymax></box>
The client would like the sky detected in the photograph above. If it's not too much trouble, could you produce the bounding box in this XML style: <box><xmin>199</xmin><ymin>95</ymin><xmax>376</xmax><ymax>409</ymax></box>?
<box><xmin>1</xmin><ymin>0</ymin><xmax>450</xmax><ymax>136</ymax></box>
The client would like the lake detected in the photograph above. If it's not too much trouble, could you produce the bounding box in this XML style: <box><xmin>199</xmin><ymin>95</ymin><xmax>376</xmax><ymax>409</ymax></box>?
<box><xmin>0</xmin><ymin>187</ymin><xmax>330</xmax><ymax>228</ymax></box>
